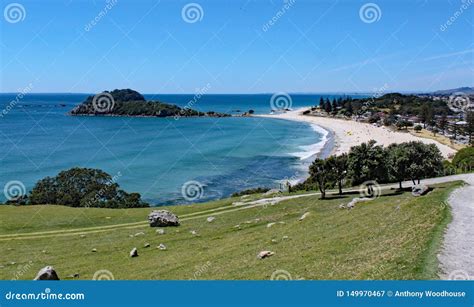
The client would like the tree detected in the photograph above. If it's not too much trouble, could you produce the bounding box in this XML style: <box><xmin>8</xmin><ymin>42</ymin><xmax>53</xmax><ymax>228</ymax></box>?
<box><xmin>403</xmin><ymin>142</ymin><xmax>444</xmax><ymax>184</ymax></box>
<box><xmin>308</xmin><ymin>159</ymin><xmax>333</xmax><ymax>199</ymax></box>
<box><xmin>326</xmin><ymin>154</ymin><xmax>348</xmax><ymax>195</ymax></box>
<box><xmin>386</xmin><ymin>143</ymin><xmax>410</xmax><ymax>189</ymax></box>
<box><xmin>324</xmin><ymin>99</ymin><xmax>332</xmax><ymax>114</ymax></box>
<box><xmin>319</xmin><ymin>97</ymin><xmax>324</xmax><ymax>108</ymax></box>
<box><xmin>438</xmin><ymin>112</ymin><xmax>448</xmax><ymax>134</ymax></box>
<box><xmin>414</xmin><ymin>125</ymin><xmax>422</xmax><ymax>132</ymax></box>
<box><xmin>466</xmin><ymin>111</ymin><xmax>474</xmax><ymax>145</ymax></box>
<box><xmin>29</xmin><ymin>168</ymin><xmax>149</xmax><ymax>208</ymax></box>
<box><xmin>347</xmin><ymin>140</ymin><xmax>389</xmax><ymax>186</ymax></box>
<box><xmin>346</xmin><ymin>101</ymin><xmax>353</xmax><ymax>115</ymax></box>
<box><xmin>419</xmin><ymin>103</ymin><xmax>434</xmax><ymax>128</ymax></box>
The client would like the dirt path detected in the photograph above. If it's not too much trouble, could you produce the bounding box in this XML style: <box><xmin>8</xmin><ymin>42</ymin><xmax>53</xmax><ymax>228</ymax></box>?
<box><xmin>438</xmin><ymin>174</ymin><xmax>474</xmax><ymax>280</ymax></box>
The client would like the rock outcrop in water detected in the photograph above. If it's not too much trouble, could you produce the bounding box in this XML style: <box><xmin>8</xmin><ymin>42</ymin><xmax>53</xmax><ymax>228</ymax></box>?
<box><xmin>70</xmin><ymin>89</ymin><xmax>230</xmax><ymax>118</ymax></box>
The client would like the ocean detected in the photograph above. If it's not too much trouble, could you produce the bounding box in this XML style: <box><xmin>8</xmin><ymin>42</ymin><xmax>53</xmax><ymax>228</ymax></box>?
<box><xmin>0</xmin><ymin>93</ymin><xmax>364</xmax><ymax>205</ymax></box>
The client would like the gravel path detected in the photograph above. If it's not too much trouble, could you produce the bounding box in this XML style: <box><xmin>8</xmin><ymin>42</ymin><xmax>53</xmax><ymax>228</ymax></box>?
<box><xmin>437</xmin><ymin>173</ymin><xmax>474</xmax><ymax>280</ymax></box>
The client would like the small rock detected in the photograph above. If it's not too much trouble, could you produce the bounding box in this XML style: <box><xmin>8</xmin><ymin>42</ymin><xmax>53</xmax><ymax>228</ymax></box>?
<box><xmin>79</xmin><ymin>234</ymin><xmax>86</xmax><ymax>238</ymax></box>
<box><xmin>254</xmin><ymin>218</ymin><xmax>261</xmax><ymax>222</ymax></box>
<box><xmin>105</xmin><ymin>216</ymin><xmax>111</xmax><ymax>219</ymax></box>
<box><xmin>266</xmin><ymin>222</ymin><xmax>276</xmax><ymax>228</ymax></box>
<box><xmin>91</xmin><ymin>248</ymin><xmax>97</xmax><ymax>253</ymax></box>
<box><xmin>144</xmin><ymin>243</ymin><xmax>150</xmax><ymax>248</ymax></box>
<box><xmin>156</xmin><ymin>229</ymin><xmax>165</xmax><ymax>235</ymax></box>
<box><xmin>298</xmin><ymin>212</ymin><xmax>310</xmax><ymax>221</ymax></box>
<box><xmin>412</xmin><ymin>184</ymin><xmax>430</xmax><ymax>197</ymax></box>
<box><xmin>134</xmin><ymin>232</ymin><xmax>145</xmax><ymax>237</ymax></box>
<box><xmin>338</xmin><ymin>204</ymin><xmax>346</xmax><ymax>209</ymax></box>
<box><xmin>148</xmin><ymin>210</ymin><xmax>180</xmax><ymax>227</ymax></box>
<box><xmin>190</xmin><ymin>230</ymin><xmax>198</xmax><ymax>236</ymax></box>
<box><xmin>232</xmin><ymin>201</ymin><xmax>245</xmax><ymax>206</ymax></box>
<box><xmin>257</xmin><ymin>251</ymin><xmax>274</xmax><ymax>259</ymax></box>
<box><xmin>130</xmin><ymin>248</ymin><xmax>138</xmax><ymax>257</ymax></box>
<box><xmin>158</xmin><ymin>243</ymin><xmax>167</xmax><ymax>250</ymax></box>
<box><xmin>282</xmin><ymin>235</ymin><xmax>289</xmax><ymax>240</ymax></box>
<box><xmin>67</xmin><ymin>273</ymin><xmax>80</xmax><ymax>279</ymax></box>
<box><xmin>9</xmin><ymin>261</ymin><xmax>16</xmax><ymax>265</ymax></box>
<box><xmin>34</xmin><ymin>266</ymin><xmax>60</xmax><ymax>280</ymax></box>
<box><xmin>207</xmin><ymin>216</ymin><xmax>215</xmax><ymax>223</ymax></box>
<box><xmin>234</xmin><ymin>224</ymin><xmax>241</xmax><ymax>229</ymax></box>
<box><xmin>271</xmin><ymin>239</ymin><xmax>278</xmax><ymax>243</ymax></box>
<box><xmin>41</xmin><ymin>250</ymin><xmax>47</xmax><ymax>253</ymax></box>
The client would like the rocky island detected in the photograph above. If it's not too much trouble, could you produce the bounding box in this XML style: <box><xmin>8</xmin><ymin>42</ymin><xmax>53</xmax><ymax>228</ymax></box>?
<box><xmin>69</xmin><ymin>89</ymin><xmax>230</xmax><ymax>118</ymax></box>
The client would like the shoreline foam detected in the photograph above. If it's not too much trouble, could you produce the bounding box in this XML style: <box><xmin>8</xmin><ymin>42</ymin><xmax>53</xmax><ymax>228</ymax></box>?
<box><xmin>256</xmin><ymin>108</ymin><xmax>457</xmax><ymax>159</ymax></box>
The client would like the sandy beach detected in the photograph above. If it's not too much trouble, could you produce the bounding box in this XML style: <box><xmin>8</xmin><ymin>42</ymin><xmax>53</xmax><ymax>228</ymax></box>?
<box><xmin>257</xmin><ymin>109</ymin><xmax>457</xmax><ymax>159</ymax></box>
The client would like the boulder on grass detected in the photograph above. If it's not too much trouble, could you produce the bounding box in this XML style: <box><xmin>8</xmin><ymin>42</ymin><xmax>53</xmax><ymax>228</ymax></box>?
<box><xmin>412</xmin><ymin>184</ymin><xmax>430</xmax><ymax>197</ymax></box>
<box><xmin>130</xmin><ymin>248</ymin><xmax>138</xmax><ymax>257</ymax></box>
<box><xmin>34</xmin><ymin>266</ymin><xmax>60</xmax><ymax>280</ymax></box>
<box><xmin>148</xmin><ymin>210</ymin><xmax>180</xmax><ymax>227</ymax></box>
<box><xmin>257</xmin><ymin>251</ymin><xmax>274</xmax><ymax>259</ymax></box>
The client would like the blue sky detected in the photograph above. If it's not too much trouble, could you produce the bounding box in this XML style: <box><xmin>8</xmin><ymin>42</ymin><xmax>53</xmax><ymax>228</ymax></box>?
<box><xmin>0</xmin><ymin>0</ymin><xmax>473</xmax><ymax>93</ymax></box>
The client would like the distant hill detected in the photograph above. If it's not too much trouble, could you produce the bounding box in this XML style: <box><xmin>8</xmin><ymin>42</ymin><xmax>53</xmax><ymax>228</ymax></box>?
<box><xmin>432</xmin><ymin>87</ymin><xmax>474</xmax><ymax>95</ymax></box>
<box><xmin>70</xmin><ymin>89</ymin><xmax>230</xmax><ymax>118</ymax></box>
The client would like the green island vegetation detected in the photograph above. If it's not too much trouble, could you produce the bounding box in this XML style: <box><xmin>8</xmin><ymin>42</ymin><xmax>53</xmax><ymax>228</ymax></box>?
<box><xmin>69</xmin><ymin>89</ymin><xmax>230</xmax><ymax>118</ymax></box>
<box><xmin>311</xmin><ymin>93</ymin><xmax>474</xmax><ymax>147</ymax></box>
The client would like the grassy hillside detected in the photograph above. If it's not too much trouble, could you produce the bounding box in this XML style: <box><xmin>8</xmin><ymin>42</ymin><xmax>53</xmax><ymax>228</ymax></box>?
<box><xmin>0</xmin><ymin>182</ymin><xmax>460</xmax><ymax>280</ymax></box>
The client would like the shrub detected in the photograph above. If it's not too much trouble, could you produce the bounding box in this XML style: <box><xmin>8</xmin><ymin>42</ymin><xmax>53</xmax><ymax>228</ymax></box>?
<box><xmin>29</xmin><ymin>168</ymin><xmax>149</xmax><ymax>208</ymax></box>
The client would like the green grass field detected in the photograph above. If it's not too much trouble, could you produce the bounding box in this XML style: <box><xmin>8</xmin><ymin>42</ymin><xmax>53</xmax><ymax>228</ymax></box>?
<box><xmin>0</xmin><ymin>182</ymin><xmax>460</xmax><ymax>280</ymax></box>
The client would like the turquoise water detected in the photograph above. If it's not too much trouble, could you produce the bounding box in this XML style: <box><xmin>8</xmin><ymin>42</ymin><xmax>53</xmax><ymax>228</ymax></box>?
<box><xmin>0</xmin><ymin>93</ymin><xmax>362</xmax><ymax>205</ymax></box>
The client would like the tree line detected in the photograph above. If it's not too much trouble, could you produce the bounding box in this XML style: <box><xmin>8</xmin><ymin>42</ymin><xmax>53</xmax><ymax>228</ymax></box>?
<box><xmin>293</xmin><ymin>140</ymin><xmax>445</xmax><ymax>198</ymax></box>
